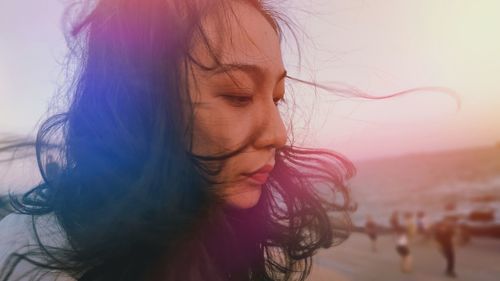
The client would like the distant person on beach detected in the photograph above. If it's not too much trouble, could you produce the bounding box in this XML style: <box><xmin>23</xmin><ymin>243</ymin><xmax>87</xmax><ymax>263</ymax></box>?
<box><xmin>404</xmin><ymin>211</ymin><xmax>417</xmax><ymax>243</ymax></box>
<box><xmin>391</xmin><ymin>211</ymin><xmax>413</xmax><ymax>273</ymax></box>
<box><xmin>395</xmin><ymin>230</ymin><xmax>413</xmax><ymax>273</ymax></box>
<box><xmin>434</xmin><ymin>217</ymin><xmax>458</xmax><ymax>278</ymax></box>
<box><xmin>416</xmin><ymin>210</ymin><xmax>430</xmax><ymax>241</ymax></box>
<box><xmin>365</xmin><ymin>215</ymin><xmax>378</xmax><ymax>252</ymax></box>
<box><xmin>390</xmin><ymin>210</ymin><xmax>402</xmax><ymax>233</ymax></box>
<box><xmin>0</xmin><ymin>1</ymin><xmax>356</xmax><ymax>280</ymax></box>
<box><xmin>416</xmin><ymin>211</ymin><xmax>427</xmax><ymax>234</ymax></box>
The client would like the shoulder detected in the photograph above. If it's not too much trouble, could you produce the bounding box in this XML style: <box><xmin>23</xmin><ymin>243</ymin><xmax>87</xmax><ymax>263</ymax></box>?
<box><xmin>0</xmin><ymin>213</ymin><xmax>75</xmax><ymax>281</ymax></box>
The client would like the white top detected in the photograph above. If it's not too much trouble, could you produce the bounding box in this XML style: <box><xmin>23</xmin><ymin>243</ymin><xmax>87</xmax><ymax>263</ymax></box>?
<box><xmin>396</xmin><ymin>233</ymin><xmax>408</xmax><ymax>246</ymax></box>
<box><xmin>0</xmin><ymin>213</ymin><xmax>75</xmax><ymax>280</ymax></box>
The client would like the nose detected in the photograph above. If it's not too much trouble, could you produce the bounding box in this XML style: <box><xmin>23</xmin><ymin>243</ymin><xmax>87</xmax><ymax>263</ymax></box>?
<box><xmin>253</xmin><ymin>102</ymin><xmax>287</xmax><ymax>150</ymax></box>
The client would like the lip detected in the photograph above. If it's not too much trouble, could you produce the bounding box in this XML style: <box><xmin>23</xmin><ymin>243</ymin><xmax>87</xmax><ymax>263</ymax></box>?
<box><xmin>242</xmin><ymin>163</ymin><xmax>274</xmax><ymax>185</ymax></box>
<box><xmin>243</xmin><ymin>164</ymin><xmax>275</xmax><ymax>176</ymax></box>
<box><xmin>246</xmin><ymin>172</ymin><xmax>271</xmax><ymax>185</ymax></box>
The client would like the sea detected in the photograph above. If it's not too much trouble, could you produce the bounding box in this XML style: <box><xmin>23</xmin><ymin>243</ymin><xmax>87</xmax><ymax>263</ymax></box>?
<box><xmin>346</xmin><ymin>145</ymin><xmax>500</xmax><ymax>228</ymax></box>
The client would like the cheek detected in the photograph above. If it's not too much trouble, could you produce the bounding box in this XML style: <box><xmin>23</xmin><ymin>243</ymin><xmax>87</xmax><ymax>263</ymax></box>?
<box><xmin>191</xmin><ymin>109</ymin><xmax>253</xmax><ymax>154</ymax></box>
<box><xmin>189</xmin><ymin>105</ymin><xmax>263</xmax><ymax>209</ymax></box>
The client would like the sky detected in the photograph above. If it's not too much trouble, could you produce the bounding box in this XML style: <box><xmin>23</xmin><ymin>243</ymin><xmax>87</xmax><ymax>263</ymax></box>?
<box><xmin>1</xmin><ymin>0</ymin><xmax>500</xmax><ymax>191</ymax></box>
<box><xmin>281</xmin><ymin>0</ymin><xmax>500</xmax><ymax>159</ymax></box>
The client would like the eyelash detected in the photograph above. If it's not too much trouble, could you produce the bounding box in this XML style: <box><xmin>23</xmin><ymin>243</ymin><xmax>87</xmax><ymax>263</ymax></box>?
<box><xmin>223</xmin><ymin>95</ymin><xmax>285</xmax><ymax>107</ymax></box>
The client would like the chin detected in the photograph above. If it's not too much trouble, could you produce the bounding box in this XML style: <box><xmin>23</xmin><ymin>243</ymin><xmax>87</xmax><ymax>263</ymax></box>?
<box><xmin>225</xmin><ymin>187</ymin><xmax>263</xmax><ymax>209</ymax></box>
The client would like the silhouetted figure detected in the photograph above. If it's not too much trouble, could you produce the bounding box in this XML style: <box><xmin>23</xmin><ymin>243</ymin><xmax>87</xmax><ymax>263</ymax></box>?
<box><xmin>416</xmin><ymin>211</ymin><xmax>430</xmax><ymax>241</ymax></box>
<box><xmin>390</xmin><ymin>211</ymin><xmax>402</xmax><ymax>233</ymax></box>
<box><xmin>435</xmin><ymin>217</ymin><xmax>457</xmax><ymax>278</ymax></box>
<box><xmin>416</xmin><ymin>211</ymin><xmax>427</xmax><ymax>234</ymax></box>
<box><xmin>403</xmin><ymin>211</ymin><xmax>416</xmax><ymax>243</ymax></box>
<box><xmin>391</xmin><ymin>211</ymin><xmax>412</xmax><ymax>273</ymax></box>
<box><xmin>395</xmin><ymin>230</ymin><xmax>412</xmax><ymax>273</ymax></box>
<box><xmin>365</xmin><ymin>215</ymin><xmax>378</xmax><ymax>252</ymax></box>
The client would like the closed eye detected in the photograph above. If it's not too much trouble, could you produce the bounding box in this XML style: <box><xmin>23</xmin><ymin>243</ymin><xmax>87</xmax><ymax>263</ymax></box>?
<box><xmin>223</xmin><ymin>95</ymin><xmax>253</xmax><ymax>107</ymax></box>
<box><xmin>223</xmin><ymin>94</ymin><xmax>285</xmax><ymax>107</ymax></box>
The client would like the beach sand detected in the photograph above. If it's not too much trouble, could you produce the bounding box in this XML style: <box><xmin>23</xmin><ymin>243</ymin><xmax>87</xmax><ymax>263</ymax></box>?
<box><xmin>309</xmin><ymin>233</ymin><xmax>500</xmax><ymax>281</ymax></box>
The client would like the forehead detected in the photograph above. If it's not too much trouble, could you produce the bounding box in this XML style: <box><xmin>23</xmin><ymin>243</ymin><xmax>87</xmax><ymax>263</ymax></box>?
<box><xmin>190</xmin><ymin>1</ymin><xmax>283</xmax><ymax>76</ymax></box>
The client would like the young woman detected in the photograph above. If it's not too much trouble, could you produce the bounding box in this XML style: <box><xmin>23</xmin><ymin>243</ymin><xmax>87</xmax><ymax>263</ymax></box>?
<box><xmin>0</xmin><ymin>0</ymin><xmax>355</xmax><ymax>280</ymax></box>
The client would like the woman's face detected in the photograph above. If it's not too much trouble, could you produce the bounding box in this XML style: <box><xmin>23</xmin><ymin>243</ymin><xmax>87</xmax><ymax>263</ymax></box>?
<box><xmin>186</xmin><ymin>2</ymin><xmax>287</xmax><ymax>209</ymax></box>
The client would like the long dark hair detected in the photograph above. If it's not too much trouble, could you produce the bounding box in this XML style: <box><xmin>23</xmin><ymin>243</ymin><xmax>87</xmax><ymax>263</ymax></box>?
<box><xmin>0</xmin><ymin>0</ymin><xmax>355</xmax><ymax>280</ymax></box>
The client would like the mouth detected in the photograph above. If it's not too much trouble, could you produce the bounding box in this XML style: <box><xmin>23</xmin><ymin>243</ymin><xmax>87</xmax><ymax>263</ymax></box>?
<box><xmin>245</xmin><ymin>172</ymin><xmax>271</xmax><ymax>185</ymax></box>
<box><xmin>243</xmin><ymin>163</ymin><xmax>274</xmax><ymax>175</ymax></box>
<box><xmin>242</xmin><ymin>163</ymin><xmax>274</xmax><ymax>185</ymax></box>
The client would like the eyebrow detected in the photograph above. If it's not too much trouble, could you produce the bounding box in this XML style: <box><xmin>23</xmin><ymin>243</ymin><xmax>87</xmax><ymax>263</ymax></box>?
<box><xmin>209</xmin><ymin>63</ymin><xmax>287</xmax><ymax>84</ymax></box>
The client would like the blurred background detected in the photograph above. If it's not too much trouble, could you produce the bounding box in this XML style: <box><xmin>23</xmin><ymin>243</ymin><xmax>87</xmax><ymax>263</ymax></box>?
<box><xmin>1</xmin><ymin>0</ymin><xmax>499</xmax><ymax>280</ymax></box>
